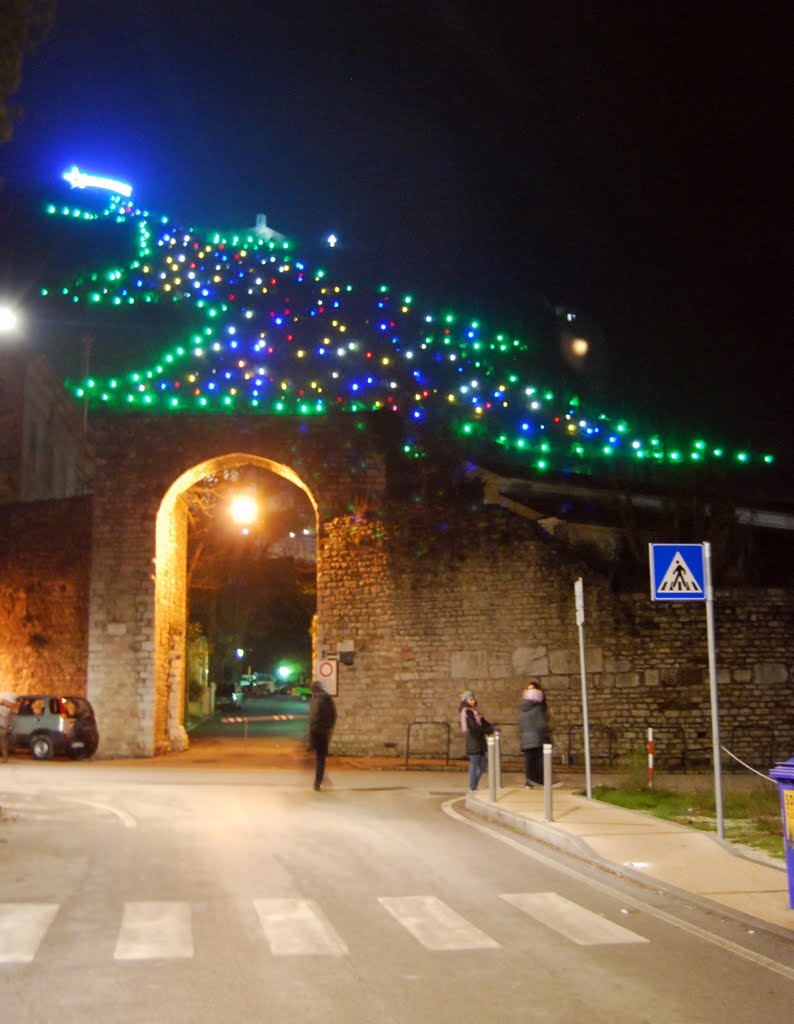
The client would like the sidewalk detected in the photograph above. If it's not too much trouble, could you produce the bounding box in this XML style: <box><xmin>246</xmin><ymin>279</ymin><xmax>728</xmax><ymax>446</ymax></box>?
<box><xmin>465</xmin><ymin>782</ymin><xmax>793</xmax><ymax>934</ymax></box>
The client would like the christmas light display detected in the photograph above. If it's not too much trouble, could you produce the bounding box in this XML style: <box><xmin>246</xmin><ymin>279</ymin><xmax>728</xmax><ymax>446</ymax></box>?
<box><xmin>62</xmin><ymin>165</ymin><xmax>133</xmax><ymax>198</ymax></box>
<box><xmin>39</xmin><ymin>185</ymin><xmax>774</xmax><ymax>477</ymax></box>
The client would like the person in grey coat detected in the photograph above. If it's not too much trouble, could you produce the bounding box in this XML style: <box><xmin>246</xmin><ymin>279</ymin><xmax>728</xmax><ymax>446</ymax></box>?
<box><xmin>518</xmin><ymin>680</ymin><xmax>551</xmax><ymax>788</ymax></box>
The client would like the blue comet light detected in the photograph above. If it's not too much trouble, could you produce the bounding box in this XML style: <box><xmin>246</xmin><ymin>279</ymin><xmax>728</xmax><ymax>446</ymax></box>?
<box><xmin>62</xmin><ymin>165</ymin><xmax>133</xmax><ymax>198</ymax></box>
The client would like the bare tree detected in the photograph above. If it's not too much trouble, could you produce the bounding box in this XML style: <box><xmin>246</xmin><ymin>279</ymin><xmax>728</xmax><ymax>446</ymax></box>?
<box><xmin>0</xmin><ymin>0</ymin><xmax>56</xmax><ymax>145</ymax></box>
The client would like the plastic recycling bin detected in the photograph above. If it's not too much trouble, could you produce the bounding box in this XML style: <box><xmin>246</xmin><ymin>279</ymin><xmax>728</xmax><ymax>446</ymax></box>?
<box><xmin>768</xmin><ymin>757</ymin><xmax>794</xmax><ymax>910</ymax></box>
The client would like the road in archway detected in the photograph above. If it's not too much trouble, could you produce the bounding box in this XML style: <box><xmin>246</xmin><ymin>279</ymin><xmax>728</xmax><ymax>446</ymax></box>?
<box><xmin>0</xmin><ymin>761</ymin><xmax>791</xmax><ymax>1023</ymax></box>
<box><xmin>192</xmin><ymin>694</ymin><xmax>311</xmax><ymax>740</ymax></box>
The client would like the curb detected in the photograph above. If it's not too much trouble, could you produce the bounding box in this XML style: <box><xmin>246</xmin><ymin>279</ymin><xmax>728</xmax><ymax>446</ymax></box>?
<box><xmin>465</xmin><ymin>792</ymin><xmax>597</xmax><ymax>860</ymax></box>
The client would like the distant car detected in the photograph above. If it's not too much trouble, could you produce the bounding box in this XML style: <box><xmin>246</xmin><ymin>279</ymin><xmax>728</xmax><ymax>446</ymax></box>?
<box><xmin>290</xmin><ymin>685</ymin><xmax>312</xmax><ymax>701</ymax></box>
<box><xmin>6</xmin><ymin>695</ymin><xmax>99</xmax><ymax>760</ymax></box>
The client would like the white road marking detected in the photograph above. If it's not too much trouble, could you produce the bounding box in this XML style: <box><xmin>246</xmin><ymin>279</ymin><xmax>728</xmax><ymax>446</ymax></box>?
<box><xmin>442</xmin><ymin>798</ymin><xmax>794</xmax><ymax>981</ymax></box>
<box><xmin>501</xmin><ymin>892</ymin><xmax>649</xmax><ymax>945</ymax></box>
<box><xmin>378</xmin><ymin>895</ymin><xmax>500</xmax><ymax>951</ymax></box>
<box><xmin>64</xmin><ymin>797</ymin><xmax>137</xmax><ymax>828</ymax></box>
<box><xmin>0</xmin><ymin>903</ymin><xmax>59</xmax><ymax>963</ymax></box>
<box><xmin>253</xmin><ymin>898</ymin><xmax>349</xmax><ymax>956</ymax></box>
<box><xmin>114</xmin><ymin>901</ymin><xmax>193</xmax><ymax>960</ymax></box>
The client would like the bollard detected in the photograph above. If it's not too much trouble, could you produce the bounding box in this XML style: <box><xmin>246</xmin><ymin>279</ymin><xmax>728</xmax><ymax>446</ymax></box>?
<box><xmin>493</xmin><ymin>729</ymin><xmax>502</xmax><ymax>792</ymax></box>
<box><xmin>487</xmin><ymin>734</ymin><xmax>497</xmax><ymax>802</ymax></box>
<box><xmin>543</xmin><ymin>743</ymin><xmax>553</xmax><ymax>821</ymax></box>
<box><xmin>647</xmin><ymin>727</ymin><xmax>654</xmax><ymax>789</ymax></box>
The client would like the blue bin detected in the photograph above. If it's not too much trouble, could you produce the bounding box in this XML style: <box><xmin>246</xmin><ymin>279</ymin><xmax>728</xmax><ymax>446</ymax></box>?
<box><xmin>768</xmin><ymin>757</ymin><xmax>794</xmax><ymax>910</ymax></box>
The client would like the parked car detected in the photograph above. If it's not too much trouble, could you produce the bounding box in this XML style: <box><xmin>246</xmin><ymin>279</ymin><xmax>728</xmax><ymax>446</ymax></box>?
<box><xmin>6</xmin><ymin>695</ymin><xmax>99</xmax><ymax>760</ymax></box>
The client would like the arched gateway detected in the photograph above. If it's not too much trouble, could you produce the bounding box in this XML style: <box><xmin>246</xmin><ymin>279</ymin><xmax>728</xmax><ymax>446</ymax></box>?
<box><xmin>87</xmin><ymin>413</ymin><xmax>385</xmax><ymax>757</ymax></box>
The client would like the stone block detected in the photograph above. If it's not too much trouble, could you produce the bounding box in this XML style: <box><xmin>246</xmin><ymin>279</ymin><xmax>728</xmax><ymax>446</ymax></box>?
<box><xmin>583</xmin><ymin>647</ymin><xmax>604</xmax><ymax>672</ymax></box>
<box><xmin>549</xmin><ymin>649</ymin><xmax>579</xmax><ymax>674</ymax></box>
<box><xmin>450</xmin><ymin>650</ymin><xmax>487</xmax><ymax>680</ymax></box>
<box><xmin>512</xmin><ymin>647</ymin><xmax>548</xmax><ymax>675</ymax></box>
<box><xmin>753</xmin><ymin>662</ymin><xmax>788</xmax><ymax>685</ymax></box>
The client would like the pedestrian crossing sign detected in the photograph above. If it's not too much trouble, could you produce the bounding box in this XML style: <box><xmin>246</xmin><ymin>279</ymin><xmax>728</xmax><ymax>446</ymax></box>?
<box><xmin>649</xmin><ymin>544</ymin><xmax>706</xmax><ymax>601</ymax></box>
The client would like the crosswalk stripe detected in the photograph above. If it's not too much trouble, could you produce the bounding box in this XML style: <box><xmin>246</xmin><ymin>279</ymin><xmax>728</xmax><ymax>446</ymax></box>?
<box><xmin>0</xmin><ymin>903</ymin><xmax>59</xmax><ymax>963</ymax></box>
<box><xmin>114</xmin><ymin>901</ymin><xmax>193</xmax><ymax>960</ymax></box>
<box><xmin>378</xmin><ymin>896</ymin><xmax>500</xmax><ymax>951</ymax></box>
<box><xmin>500</xmin><ymin>892</ymin><xmax>649</xmax><ymax>946</ymax></box>
<box><xmin>253</xmin><ymin>898</ymin><xmax>349</xmax><ymax>956</ymax></box>
<box><xmin>0</xmin><ymin>892</ymin><xmax>649</xmax><ymax>964</ymax></box>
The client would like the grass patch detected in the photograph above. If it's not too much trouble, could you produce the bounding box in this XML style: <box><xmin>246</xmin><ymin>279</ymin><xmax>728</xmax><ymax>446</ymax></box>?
<box><xmin>592</xmin><ymin>782</ymin><xmax>785</xmax><ymax>860</ymax></box>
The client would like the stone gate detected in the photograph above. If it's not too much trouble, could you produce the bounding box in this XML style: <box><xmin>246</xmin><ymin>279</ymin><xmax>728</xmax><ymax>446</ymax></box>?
<box><xmin>88</xmin><ymin>412</ymin><xmax>387</xmax><ymax>757</ymax></box>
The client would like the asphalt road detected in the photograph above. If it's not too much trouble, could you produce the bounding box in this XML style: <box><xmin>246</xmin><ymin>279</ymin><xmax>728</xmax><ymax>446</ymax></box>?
<box><xmin>193</xmin><ymin>694</ymin><xmax>311</xmax><ymax>740</ymax></box>
<box><xmin>0</xmin><ymin>758</ymin><xmax>791</xmax><ymax>1023</ymax></box>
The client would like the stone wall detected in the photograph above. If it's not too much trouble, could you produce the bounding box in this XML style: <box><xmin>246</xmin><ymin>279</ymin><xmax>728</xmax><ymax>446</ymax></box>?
<box><xmin>0</xmin><ymin>352</ymin><xmax>92</xmax><ymax>503</ymax></box>
<box><xmin>319</xmin><ymin>507</ymin><xmax>794</xmax><ymax>769</ymax></box>
<box><xmin>0</xmin><ymin>496</ymin><xmax>91</xmax><ymax>694</ymax></box>
<box><xmin>1</xmin><ymin>420</ymin><xmax>790</xmax><ymax>768</ymax></box>
<box><xmin>87</xmin><ymin>413</ymin><xmax>388</xmax><ymax>756</ymax></box>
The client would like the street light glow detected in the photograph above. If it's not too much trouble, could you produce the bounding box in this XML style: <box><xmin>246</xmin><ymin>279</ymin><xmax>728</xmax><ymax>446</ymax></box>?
<box><xmin>0</xmin><ymin>305</ymin><xmax>19</xmax><ymax>333</ymax></box>
<box><xmin>571</xmin><ymin>337</ymin><xmax>589</xmax><ymax>357</ymax></box>
<box><xmin>230</xmin><ymin>494</ymin><xmax>257</xmax><ymax>525</ymax></box>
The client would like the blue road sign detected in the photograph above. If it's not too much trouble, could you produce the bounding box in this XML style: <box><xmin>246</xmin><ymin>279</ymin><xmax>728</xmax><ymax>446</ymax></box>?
<box><xmin>649</xmin><ymin>544</ymin><xmax>706</xmax><ymax>601</ymax></box>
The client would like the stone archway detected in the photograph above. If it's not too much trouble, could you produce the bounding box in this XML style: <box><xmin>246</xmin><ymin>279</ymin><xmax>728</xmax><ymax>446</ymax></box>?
<box><xmin>86</xmin><ymin>414</ymin><xmax>386</xmax><ymax>758</ymax></box>
<box><xmin>155</xmin><ymin>452</ymin><xmax>319</xmax><ymax>755</ymax></box>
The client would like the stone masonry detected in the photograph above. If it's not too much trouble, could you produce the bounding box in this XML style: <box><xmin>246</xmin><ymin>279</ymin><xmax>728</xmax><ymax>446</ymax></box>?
<box><xmin>0</xmin><ymin>496</ymin><xmax>90</xmax><ymax>694</ymax></box>
<box><xmin>1</xmin><ymin>411</ymin><xmax>791</xmax><ymax>767</ymax></box>
<box><xmin>319</xmin><ymin>509</ymin><xmax>793</xmax><ymax>770</ymax></box>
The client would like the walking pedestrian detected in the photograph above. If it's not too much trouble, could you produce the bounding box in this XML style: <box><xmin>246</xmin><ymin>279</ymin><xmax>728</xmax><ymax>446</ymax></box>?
<box><xmin>308</xmin><ymin>681</ymin><xmax>337</xmax><ymax>791</ymax></box>
<box><xmin>459</xmin><ymin>691</ymin><xmax>493</xmax><ymax>791</ymax></box>
<box><xmin>518</xmin><ymin>680</ymin><xmax>552</xmax><ymax>788</ymax></box>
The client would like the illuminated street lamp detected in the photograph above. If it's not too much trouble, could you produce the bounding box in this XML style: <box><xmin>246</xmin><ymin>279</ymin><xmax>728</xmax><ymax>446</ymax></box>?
<box><xmin>230</xmin><ymin>493</ymin><xmax>258</xmax><ymax>528</ymax></box>
<box><xmin>0</xmin><ymin>304</ymin><xmax>20</xmax><ymax>333</ymax></box>
<box><xmin>571</xmin><ymin>337</ymin><xmax>589</xmax><ymax>358</ymax></box>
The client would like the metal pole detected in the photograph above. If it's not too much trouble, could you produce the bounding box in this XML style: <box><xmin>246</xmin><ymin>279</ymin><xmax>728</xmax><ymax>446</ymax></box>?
<box><xmin>575</xmin><ymin>578</ymin><xmax>592</xmax><ymax>799</ymax></box>
<box><xmin>494</xmin><ymin>729</ymin><xmax>501</xmax><ymax>792</ymax></box>
<box><xmin>704</xmin><ymin>542</ymin><xmax>725</xmax><ymax>840</ymax></box>
<box><xmin>543</xmin><ymin>743</ymin><xmax>553</xmax><ymax>821</ymax></box>
<box><xmin>486</xmin><ymin>734</ymin><xmax>496</xmax><ymax>802</ymax></box>
<box><xmin>578</xmin><ymin>620</ymin><xmax>592</xmax><ymax>799</ymax></box>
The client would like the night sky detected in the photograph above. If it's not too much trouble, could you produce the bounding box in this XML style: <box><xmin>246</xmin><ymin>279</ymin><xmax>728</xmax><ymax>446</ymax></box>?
<box><xmin>1</xmin><ymin>2</ymin><xmax>791</xmax><ymax>471</ymax></box>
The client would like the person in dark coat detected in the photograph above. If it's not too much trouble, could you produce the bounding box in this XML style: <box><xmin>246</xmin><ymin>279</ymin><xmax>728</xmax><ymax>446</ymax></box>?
<box><xmin>459</xmin><ymin>691</ymin><xmax>493</xmax><ymax>791</ymax></box>
<box><xmin>308</xmin><ymin>682</ymin><xmax>337</xmax><ymax>791</ymax></box>
<box><xmin>518</xmin><ymin>680</ymin><xmax>551</xmax><ymax>788</ymax></box>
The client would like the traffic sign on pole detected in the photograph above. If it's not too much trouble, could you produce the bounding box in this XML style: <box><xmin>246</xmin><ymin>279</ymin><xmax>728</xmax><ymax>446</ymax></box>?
<box><xmin>315</xmin><ymin>657</ymin><xmax>338</xmax><ymax>695</ymax></box>
<box><xmin>648</xmin><ymin>541</ymin><xmax>724</xmax><ymax>839</ymax></box>
<box><xmin>649</xmin><ymin>543</ymin><xmax>706</xmax><ymax>601</ymax></box>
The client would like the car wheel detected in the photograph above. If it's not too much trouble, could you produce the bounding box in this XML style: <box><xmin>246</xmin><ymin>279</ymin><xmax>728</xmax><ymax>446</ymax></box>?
<box><xmin>31</xmin><ymin>733</ymin><xmax>55</xmax><ymax>760</ymax></box>
<box><xmin>69</xmin><ymin>741</ymin><xmax>97</xmax><ymax>760</ymax></box>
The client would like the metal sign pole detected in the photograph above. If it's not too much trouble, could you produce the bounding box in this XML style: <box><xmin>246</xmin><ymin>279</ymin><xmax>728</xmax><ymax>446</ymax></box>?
<box><xmin>650</xmin><ymin>541</ymin><xmax>722</xmax><ymax>837</ymax></box>
<box><xmin>704</xmin><ymin>542</ymin><xmax>725</xmax><ymax>840</ymax></box>
<box><xmin>574</xmin><ymin>578</ymin><xmax>592</xmax><ymax>799</ymax></box>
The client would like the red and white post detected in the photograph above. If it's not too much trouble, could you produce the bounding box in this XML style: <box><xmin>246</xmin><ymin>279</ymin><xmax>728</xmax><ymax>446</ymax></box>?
<box><xmin>647</xmin><ymin>727</ymin><xmax>654</xmax><ymax>789</ymax></box>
